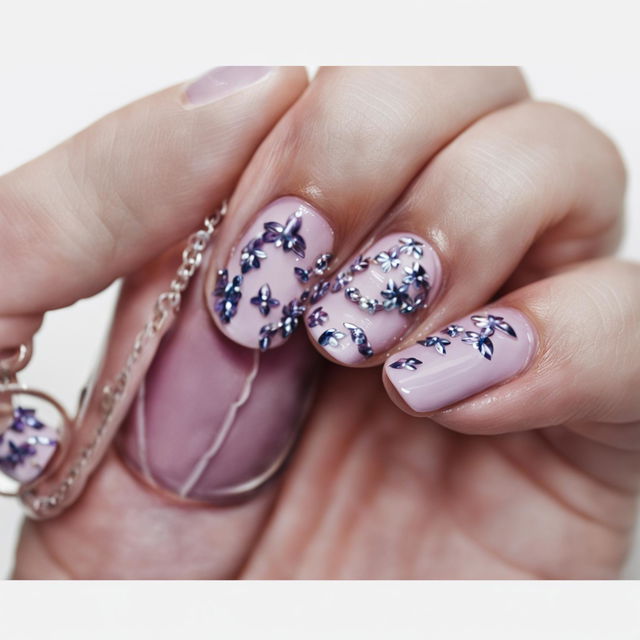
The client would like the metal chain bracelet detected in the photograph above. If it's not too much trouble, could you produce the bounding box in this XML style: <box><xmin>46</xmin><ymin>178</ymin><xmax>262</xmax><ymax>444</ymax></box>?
<box><xmin>0</xmin><ymin>203</ymin><xmax>226</xmax><ymax>515</ymax></box>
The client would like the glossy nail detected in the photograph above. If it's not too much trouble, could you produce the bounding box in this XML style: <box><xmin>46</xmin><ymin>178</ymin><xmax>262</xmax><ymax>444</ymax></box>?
<box><xmin>385</xmin><ymin>307</ymin><xmax>537</xmax><ymax>413</ymax></box>
<box><xmin>118</xmin><ymin>248</ymin><xmax>320</xmax><ymax>503</ymax></box>
<box><xmin>0</xmin><ymin>407</ymin><xmax>58</xmax><ymax>485</ymax></box>
<box><xmin>208</xmin><ymin>196</ymin><xmax>335</xmax><ymax>350</ymax></box>
<box><xmin>306</xmin><ymin>233</ymin><xmax>442</xmax><ymax>364</ymax></box>
<box><xmin>183</xmin><ymin>66</ymin><xmax>273</xmax><ymax>107</ymax></box>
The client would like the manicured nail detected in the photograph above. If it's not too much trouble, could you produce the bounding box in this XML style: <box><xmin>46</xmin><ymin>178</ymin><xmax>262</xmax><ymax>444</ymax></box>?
<box><xmin>184</xmin><ymin>66</ymin><xmax>273</xmax><ymax>107</ymax></box>
<box><xmin>118</xmin><ymin>249</ymin><xmax>319</xmax><ymax>503</ymax></box>
<box><xmin>385</xmin><ymin>307</ymin><xmax>537</xmax><ymax>413</ymax></box>
<box><xmin>208</xmin><ymin>196</ymin><xmax>335</xmax><ymax>350</ymax></box>
<box><xmin>306</xmin><ymin>233</ymin><xmax>442</xmax><ymax>364</ymax></box>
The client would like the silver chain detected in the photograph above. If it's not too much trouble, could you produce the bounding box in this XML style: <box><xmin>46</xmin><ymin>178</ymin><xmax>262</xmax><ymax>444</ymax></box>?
<box><xmin>29</xmin><ymin>204</ymin><xmax>226</xmax><ymax>513</ymax></box>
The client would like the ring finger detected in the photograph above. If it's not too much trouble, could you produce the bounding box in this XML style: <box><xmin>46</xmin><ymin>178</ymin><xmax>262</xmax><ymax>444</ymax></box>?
<box><xmin>306</xmin><ymin>99</ymin><xmax>625</xmax><ymax>365</ymax></box>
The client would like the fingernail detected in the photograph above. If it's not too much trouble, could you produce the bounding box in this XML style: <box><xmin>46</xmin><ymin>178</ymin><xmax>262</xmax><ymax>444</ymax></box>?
<box><xmin>183</xmin><ymin>66</ymin><xmax>273</xmax><ymax>107</ymax></box>
<box><xmin>118</xmin><ymin>249</ymin><xmax>319</xmax><ymax>503</ymax></box>
<box><xmin>306</xmin><ymin>233</ymin><xmax>442</xmax><ymax>364</ymax></box>
<box><xmin>385</xmin><ymin>307</ymin><xmax>537</xmax><ymax>413</ymax></box>
<box><xmin>208</xmin><ymin>196</ymin><xmax>335</xmax><ymax>350</ymax></box>
<box><xmin>0</xmin><ymin>407</ymin><xmax>59</xmax><ymax>485</ymax></box>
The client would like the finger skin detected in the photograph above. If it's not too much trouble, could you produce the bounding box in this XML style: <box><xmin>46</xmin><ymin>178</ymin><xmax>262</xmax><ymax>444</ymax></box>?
<box><xmin>207</xmin><ymin>67</ymin><xmax>528</xmax><ymax>349</ymax></box>
<box><xmin>307</xmin><ymin>100</ymin><xmax>626</xmax><ymax>368</ymax></box>
<box><xmin>0</xmin><ymin>66</ymin><xmax>308</xmax><ymax>315</ymax></box>
<box><xmin>384</xmin><ymin>259</ymin><xmax>640</xmax><ymax>441</ymax></box>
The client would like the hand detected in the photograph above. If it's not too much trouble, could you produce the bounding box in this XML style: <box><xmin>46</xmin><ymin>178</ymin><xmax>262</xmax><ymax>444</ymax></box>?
<box><xmin>4</xmin><ymin>67</ymin><xmax>638</xmax><ymax>579</ymax></box>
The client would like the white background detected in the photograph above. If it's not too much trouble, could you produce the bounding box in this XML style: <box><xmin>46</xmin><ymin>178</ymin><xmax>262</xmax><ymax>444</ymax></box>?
<box><xmin>0</xmin><ymin>0</ymin><xmax>639</xmax><ymax>591</ymax></box>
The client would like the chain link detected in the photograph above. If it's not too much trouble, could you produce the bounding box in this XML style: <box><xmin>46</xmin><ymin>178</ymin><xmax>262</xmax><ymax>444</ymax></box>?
<box><xmin>29</xmin><ymin>204</ymin><xmax>226</xmax><ymax>513</ymax></box>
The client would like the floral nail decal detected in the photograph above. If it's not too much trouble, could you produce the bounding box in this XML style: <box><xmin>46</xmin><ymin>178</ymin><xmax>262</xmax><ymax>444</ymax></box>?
<box><xmin>310</xmin><ymin>280</ymin><xmax>330</xmax><ymax>304</ymax></box>
<box><xmin>462</xmin><ymin>331</ymin><xmax>494</xmax><ymax>360</ymax></box>
<box><xmin>374</xmin><ymin>247</ymin><xmax>401</xmax><ymax>273</ymax></box>
<box><xmin>381</xmin><ymin>279</ymin><xmax>412</xmax><ymax>311</ymax></box>
<box><xmin>389</xmin><ymin>357</ymin><xmax>423</xmax><ymax>370</ymax></box>
<box><xmin>0</xmin><ymin>406</ymin><xmax>57</xmax><ymax>475</ymax></box>
<box><xmin>240</xmin><ymin>238</ymin><xmax>267</xmax><ymax>274</ymax></box>
<box><xmin>399</xmin><ymin>237</ymin><xmax>424</xmax><ymax>259</ymax></box>
<box><xmin>9</xmin><ymin>407</ymin><xmax>44</xmax><ymax>432</ymax></box>
<box><xmin>343</xmin><ymin>322</ymin><xmax>374</xmax><ymax>358</ymax></box>
<box><xmin>417</xmin><ymin>336</ymin><xmax>450</xmax><ymax>355</ymax></box>
<box><xmin>263</xmin><ymin>210</ymin><xmax>306</xmax><ymax>258</ymax></box>
<box><xmin>308</xmin><ymin>306</ymin><xmax>329</xmax><ymax>328</ymax></box>
<box><xmin>471</xmin><ymin>314</ymin><xmax>517</xmax><ymax>338</ymax></box>
<box><xmin>318</xmin><ymin>328</ymin><xmax>346</xmax><ymax>348</ymax></box>
<box><xmin>213</xmin><ymin>269</ymin><xmax>243</xmax><ymax>324</ymax></box>
<box><xmin>402</xmin><ymin>262</ymin><xmax>429</xmax><ymax>289</ymax></box>
<box><xmin>389</xmin><ymin>312</ymin><xmax>519</xmax><ymax>371</ymax></box>
<box><xmin>250</xmin><ymin>284</ymin><xmax>280</xmax><ymax>316</ymax></box>
<box><xmin>442</xmin><ymin>324</ymin><xmax>465</xmax><ymax>337</ymax></box>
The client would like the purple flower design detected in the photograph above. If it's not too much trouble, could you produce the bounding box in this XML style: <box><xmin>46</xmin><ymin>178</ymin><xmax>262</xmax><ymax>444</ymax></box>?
<box><xmin>389</xmin><ymin>357</ymin><xmax>423</xmax><ymax>371</ymax></box>
<box><xmin>310</xmin><ymin>280</ymin><xmax>330</xmax><ymax>304</ymax></box>
<box><xmin>10</xmin><ymin>407</ymin><xmax>44</xmax><ymax>433</ymax></box>
<box><xmin>280</xmin><ymin>299</ymin><xmax>306</xmax><ymax>338</ymax></box>
<box><xmin>417</xmin><ymin>335</ymin><xmax>451</xmax><ymax>355</ymax></box>
<box><xmin>381</xmin><ymin>279</ymin><xmax>411</xmax><ymax>311</ymax></box>
<box><xmin>350</xmin><ymin>255</ymin><xmax>370</xmax><ymax>273</ymax></box>
<box><xmin>398</xmin><ymin>237</ymin><xmax>424</xmax><ymax>259</ymax></box>
<box><xmin>262</xmin><ymin>210</ymin><xmax>306</xmax><ymax>258</ymax></box>
<box><xmin>239</xmin><ymin>237</ymin><xmax>267</xmax><ymax>274</ymax></box>
<box><xmin>313</xmin><ymin>253</ymin><xmax>333</xmax><ymax>275</ymax></box>
<box><xmin>259</xmin><ymin>322</ymin><xmax>281</xmax><ymax>351</ymax></box>
<box><xmin>343</xmin><ymin>322</ymin><xmax>374</xmax><ymax>359</ymax></box>
<box><xmin>308</xmin><ymin>306</ymin><xmax>329</xmax><ymax>328</ymax></box>
<box><xmin>402</xmin><ymin>262</ymin><xmax>430</xmax><ymax>290</ymax></box>
<box><xmin>462</xmin><ymin>331</ymin><xmax>494</xmax><ymax>360</ymax></box>
<box><xmin>0</xmin><ymin>441</ymin><xmax>37</xmax><ymax>469</ymax></box>
<box><xmin>213</xmin><ymin>269</ymin><xmax>243</xmax><ymax>324</ymax></box>
<box><xmin>332</xmin><ymin>271</ymin><xmax>353</xmax><ymax>292</ymax></box>
<box><xmin>442</xmin><ymin>324</ymin><xmax>465</xmax><ymax>338</ymax></box>
<box><xmin>374</xmin><ymin>247</ymin><xmax>401</xmax><ymax>273</ymax></box>
<box><xmin>471</xmin><ymin>314</ymin><xmax>517</xmax><ymax>338</ymax></box>
<box><xmin>294</xmin><ymin>267</ymin><xmax>311</xmax><ymax>283</ymax></box>
<box><xmin>250</xmin><ymin>283</ymin><xmax>280</xmax><ymax>316</ymax></box>
<box><xmin>318</xmin><ymin>328</ymin><xmax>346</xmax><ymax>348</ymax></box>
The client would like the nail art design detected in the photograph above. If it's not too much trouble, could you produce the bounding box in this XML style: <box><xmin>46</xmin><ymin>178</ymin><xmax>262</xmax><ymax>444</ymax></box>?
<box><xmin>306</xmin><ymin>233</ymin><xmax>442</xmax><ymax>364</ymax></box>
<box><xmin>385</xmin><ymin>307</ymin><xmax>536</xmax><ymax>413</ymax></box>
<box><xmin>250</xmin><ymin>284</ymin><xmax>280</xmax><ymax>316</ymax></box>
<box><xmin>262</xmin><ymin>210</ymin><xmax>306</xmax><ymax>257</ymax></box>
<box><xmin>389</xmin><ymin>357</ymin><xmax>423</xmax><ymax>370</ymax></box>
<box><xmin>213</xmin><ymin>270</ymin><xmax>243</xmax><ymax>324</ymax></box>
<box><xmin>0</xmin><ymin>407</ymin><xmax>58</xmax><ymax>483</ymax></box>
<box><xmin>209</xmin><ymin>197</ymin><xmax>335</xmax><ymax>349</ymax></box>
<box><xmin>417</xmin><ymin>336</ymin><xmax>450</xmax><ymax>355</ymax></box>
<box><xmin>343</xmin><ymin>322</ymin><xmax>374</xmax><ymax>359</ymax></box>
<box><xmin>443</xmin><ymin>324</ymin><xmax>465</xmax><ymax>337</ymax></box>
<box><xmin>318</xmin><ymin>328</ymin><xmax>346</xmax><ymax>348</ymax></box>
<box><xmin>307</xmin><ymin>307</ymin><xmax>328</xmax><ymax>328</ymax></box>
<box><xmin>374</xmin><ymin>247</ymin><xmax>401</xmax><ymax>272</ymax></box>
<box><xmin>471</xmin><ymin>314</ymin><xmax>516</xmax><ymax>338</ymax></box>
<box><xmin>240</xmin><ymin>237</ymin><xmax>268</xmax><ymax>274</ymax></box>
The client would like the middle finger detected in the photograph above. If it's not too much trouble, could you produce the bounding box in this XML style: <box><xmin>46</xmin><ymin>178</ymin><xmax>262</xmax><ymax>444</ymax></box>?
<box><xmin>205</xmin><ymin>66</ymin><xmax>528</xmax><ymax>349</ymax></box>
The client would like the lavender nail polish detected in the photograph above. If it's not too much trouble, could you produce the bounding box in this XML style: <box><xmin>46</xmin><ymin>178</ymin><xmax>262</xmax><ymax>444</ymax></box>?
<box><xmin>118</xmin><ymin>247</ymin><xmax>320</xmax><ymax>503</ymax></box>
<box><xmin>385</xmin><ymin>307</ymin><xmax>537</xmax><ymax>413</ymax></box>
<box><xmin>306</xmin><ymin>233</ymin><xmax>442</xmax><ymax>364</ymax></box>
<box><xmin>184</xmin><ymin>66</ymin><xmax>273</xmax><ymax>107</ymax></box>
<box><xmin>208</xmin><ymin>196</ymin><xmax>335</xmax><ymax>350</ymax></box>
